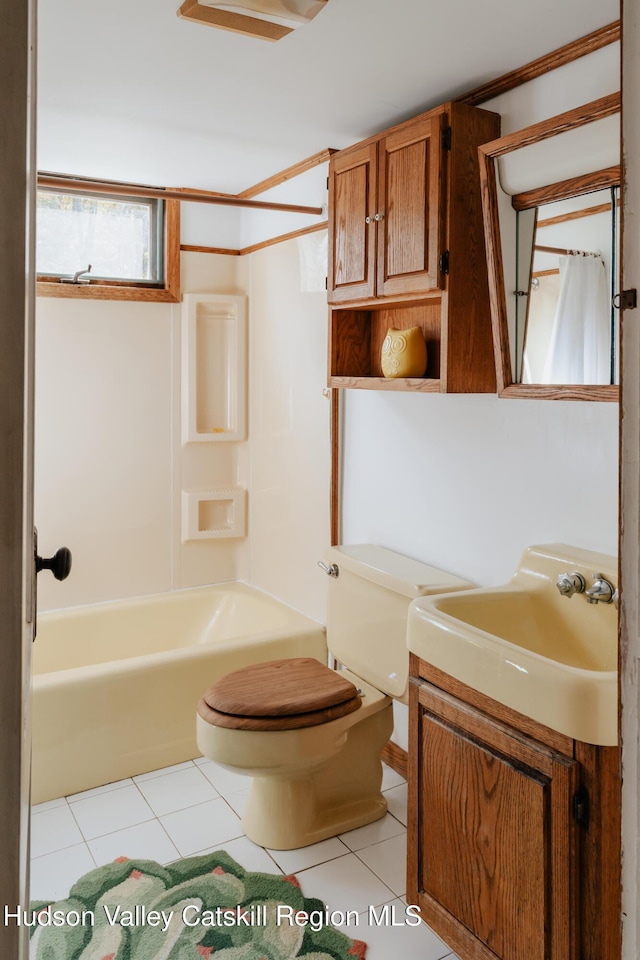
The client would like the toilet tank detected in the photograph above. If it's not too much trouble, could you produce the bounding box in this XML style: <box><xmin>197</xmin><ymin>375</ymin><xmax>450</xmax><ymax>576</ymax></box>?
<box><xmin>325</xmin><ymin>545</ymin><xmax>472</xmax><ymax>703</ymax></box>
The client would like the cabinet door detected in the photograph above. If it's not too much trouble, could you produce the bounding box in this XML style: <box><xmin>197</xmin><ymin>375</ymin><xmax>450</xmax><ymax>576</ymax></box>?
<box><xmin>409</xmin><ymin>681</ymin><xmax>580</xmax><ymax>960</ymax></box>
<box><xmin>377</xmin><ymin>115</ymin><xmax>443</xmax><ymax>298</ymax></box>
<box><xmin>327</xmin><ymin>142</ymin><xmax>377</xmax><ymax>303</ymax></box>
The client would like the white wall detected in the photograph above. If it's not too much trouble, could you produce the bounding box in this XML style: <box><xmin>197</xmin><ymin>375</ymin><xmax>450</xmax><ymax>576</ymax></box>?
<box><xmin>35</xmin><ymin>252</ymin><xmax>250</xmax><ymax>611</ymax></box>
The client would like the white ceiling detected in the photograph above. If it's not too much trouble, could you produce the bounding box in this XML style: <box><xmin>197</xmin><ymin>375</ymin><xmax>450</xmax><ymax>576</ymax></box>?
<box><xmin>37</xmin><ymin>0</ymin><xmax>619</xmax><ymax>192</ymax></box>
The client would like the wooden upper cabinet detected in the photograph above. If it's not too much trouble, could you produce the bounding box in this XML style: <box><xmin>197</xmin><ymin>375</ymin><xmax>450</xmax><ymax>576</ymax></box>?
<box><xmin>377</xmin><ymin>115</ymin><xmax>443</xmax><ymax>298</ymax></box>
<box><xmin>328</xmin><ymin>142</ymin><xmax>377</xmax><ymax>303</ymax></box>
<box><xmin>327</xmin><ymin>101</ymin><xmax>501</xmax><ymax>392</ymax></box>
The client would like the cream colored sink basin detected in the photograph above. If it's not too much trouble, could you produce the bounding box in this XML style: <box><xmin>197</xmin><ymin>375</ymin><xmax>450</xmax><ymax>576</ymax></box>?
<box><xmin>407</xmin><ymin>544</ymin><xmax>618</xmax><ymax>745</ymax></box>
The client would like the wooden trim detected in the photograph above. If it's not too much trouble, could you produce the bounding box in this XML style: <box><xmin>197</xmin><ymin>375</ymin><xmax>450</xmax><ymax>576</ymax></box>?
<box><xmin>538</xmin><ymin>201</ymin><xmax>615</xmax><ymax>228</ymax></box>
<box><xmin>240</xmin><ymin>221</ymin><xmax>328</xmax><ymax>256</ymax></box>
<box><xmin>381</xmin><ymin>741</ymin><xmax>408</xmax><ymax>780</ymax></box>
<box><xmin>37</xmin><ymin>173</ymin><xmax>323</xmax><ymax>216</ymax></box>
<box><xmin>512</xmin><ymin>166</ymin><xmax>620</xmax><ymax>211</ymax></box>
<box><xmin>330</xmin><ymin>387</ymin><xmax>340</xmax><ymax>546</ymax></box>
<box><xmin>239</xmin><ymin>149</ymin><xmax>337</xmax><ymax>199</ymax></box>
<box><xmin>482</xmin><ymin>93</ymin><xmax>620</xmax><ymax>160</ymax></box>
<box><xmin>535</xmin><ymin>243</ymin><xmax>600</xmax><ymax>256</ymax></box>
<box><xmin>177</xmin><ymin>0</ymin><xmax>291</xmax><ymax>41</ymax></box>
<box><xmin>459</xmin><ymin>21</ymin><xmax>620</xmax><ymax>106</ymax></box>
<box><xmin>181</xmin><ymin>244</ymin><xmax>242</xmax><ymax>256</ymax></box>
<box><xmin>37</xmin><ymin>199</ymin><xmax>181</xmax><ymax>302</ymax></box>
<box><xmin>532</xmin><ymin>268</ymin><xmax>560</xmax><ymax>278</ymax></box>
<box><xmin>500</xmin><ymin>383</ymin><xmax>618</xmax><ymax>401</ymax></box>
<box><xmin>479</xmin><ymin>142</ymin><xmax>511</xmax><ymax>394</ymax></box>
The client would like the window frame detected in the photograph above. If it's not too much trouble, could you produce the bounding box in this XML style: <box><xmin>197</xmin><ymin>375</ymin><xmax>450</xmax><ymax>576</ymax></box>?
<box><xmin>36</xmin><ymin>191</ymin><xmax>180</xmax><ymax>303</ymax></box>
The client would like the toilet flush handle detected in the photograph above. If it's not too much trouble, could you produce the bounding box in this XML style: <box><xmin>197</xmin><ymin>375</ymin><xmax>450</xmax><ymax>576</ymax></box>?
<box><xmin>317</xmin><ymin>561</ymin><xmax>339</xmax><ymax>578</ymax></box>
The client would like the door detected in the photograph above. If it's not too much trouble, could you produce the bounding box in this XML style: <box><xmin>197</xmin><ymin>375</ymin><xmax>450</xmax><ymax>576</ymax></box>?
<box><xmin>0</xmin><ymin>0</ymin><xmax>36</xmax><ymax>955</ymax></box>
<box><xmin>327</xmin><ymin>141</ymin><xmax>378</xmax><ymax>303</ymax></box>
<box><xmin>377</xmin><ymin>114</ymin><xmax>444</xmax><ymax>298</ymax></box>
<box><xmin>410</xmin><ymin>681</ymin><xmax>580</xmax><ymax>960</ymax></box>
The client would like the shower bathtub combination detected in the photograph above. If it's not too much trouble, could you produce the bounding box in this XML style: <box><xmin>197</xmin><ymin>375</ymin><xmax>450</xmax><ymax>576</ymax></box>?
<box><xmin>32</xmin><ymin>583</ymin><xmax>326</xmax><ymax>804</ymax></box>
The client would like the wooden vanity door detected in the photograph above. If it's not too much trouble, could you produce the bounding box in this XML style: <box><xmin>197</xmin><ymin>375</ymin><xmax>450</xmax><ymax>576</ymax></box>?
<box><xmin>377</xmin><ymin>115</ymin><xmax>443</xmax><ymax>298</ymax></box>
<box><xmin>327</xmin><ymin>142</ymin><xmax>378</xmax><ymax>303</ymax></box>
<box><xmin>409</xmin><ymin>681</ymin><xmax>580</xmax><ymax>960</ymax></box>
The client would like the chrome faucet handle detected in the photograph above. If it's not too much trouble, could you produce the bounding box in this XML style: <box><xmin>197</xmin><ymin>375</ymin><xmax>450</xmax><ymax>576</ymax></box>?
<box><xmin>317</xmin><ymin>560</ymin><xmax>339</xmax><ymax>578</ymax></box>
<box><xmin>556</xmin><ymin>572</ymin><xmax>586</xmax><ymax>599</ymax></box>
<box><xmin>585</xmin><ymin>574</ymin><xmax>616</xmax><ymax>605</ymax></box>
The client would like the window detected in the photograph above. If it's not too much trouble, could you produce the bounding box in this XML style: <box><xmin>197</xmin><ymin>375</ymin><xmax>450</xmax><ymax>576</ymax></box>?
<box><xmin>36</xmin><ymin>186</ymin><xmax>180</xmax><ymax>302</ymax></box>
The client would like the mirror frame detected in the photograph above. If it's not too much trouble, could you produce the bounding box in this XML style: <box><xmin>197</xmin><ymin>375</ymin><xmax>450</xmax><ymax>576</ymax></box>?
<box><xmin>479</xmin><ymin>92</ymin><xmax>621</xmax><ymax>401</ymax></box>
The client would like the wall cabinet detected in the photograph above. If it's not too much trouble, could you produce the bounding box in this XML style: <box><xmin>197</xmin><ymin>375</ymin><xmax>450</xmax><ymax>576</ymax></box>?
<box><xmin>327</xmin><ymin>101</ymin><xmax>501</xmax><ymax>392</ymax></box>
<box><xmin>408</xmin><ymin>657</ymin><xmax>621</xmax><ymax>960</ymax></box>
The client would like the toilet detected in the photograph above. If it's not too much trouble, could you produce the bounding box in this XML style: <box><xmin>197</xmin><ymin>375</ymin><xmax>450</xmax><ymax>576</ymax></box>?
<box><xmin>197</xmin><ymin>544</ymin><xmax>472</xmax><ymax>849</ymax></box>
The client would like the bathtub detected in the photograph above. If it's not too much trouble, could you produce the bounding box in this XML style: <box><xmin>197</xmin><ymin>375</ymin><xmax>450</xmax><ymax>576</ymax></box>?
<box><xmin>32</xmin><ymin>583</ymin><xmax>327</xmax><ymax>804</ymax></box>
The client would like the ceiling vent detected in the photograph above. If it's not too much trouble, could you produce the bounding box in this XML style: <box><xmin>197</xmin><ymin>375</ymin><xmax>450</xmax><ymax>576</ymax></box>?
<box><xmin>177</xmin><ymin>0</ymin><xmax>329</xmax><ymax>41</ymax></box>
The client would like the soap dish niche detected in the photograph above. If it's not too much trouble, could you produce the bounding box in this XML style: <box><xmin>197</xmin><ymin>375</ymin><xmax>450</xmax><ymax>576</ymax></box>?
<box><xmin>182</xmin><ymin>294</ymin><xmax>247</xmax><ymax>443</ymax></box>
<box><xmin>182</xmin><ymin>488</ymin><xmax>247</xmax><ymax>542</ymax></box>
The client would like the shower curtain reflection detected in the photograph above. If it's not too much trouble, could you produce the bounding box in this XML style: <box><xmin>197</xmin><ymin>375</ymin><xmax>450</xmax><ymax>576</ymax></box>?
<box><xmin>523</xmin><ymin>253</ymin><xmax>611</xmax><ymax>385</ymax></box>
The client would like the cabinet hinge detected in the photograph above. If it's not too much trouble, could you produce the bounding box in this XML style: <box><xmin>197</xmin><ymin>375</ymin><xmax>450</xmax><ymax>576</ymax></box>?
<box><xmin>573</xmin><ymin>787</ymin><xmax>589</xmax><ymax>829</ymax></box>
<box><xmin>439</xmin><ymin>250</ymin><xmax>450</xmax><ymax>276</ymax></box>
<box><xmin>442</xmin><ymin>126</ymin><xmax>452</xmax><ymax>151</ymax></box>
<box><xmin>613</xmin><ymin>289</ymin><xmax>637</xmax><ymax>310</ymax></box>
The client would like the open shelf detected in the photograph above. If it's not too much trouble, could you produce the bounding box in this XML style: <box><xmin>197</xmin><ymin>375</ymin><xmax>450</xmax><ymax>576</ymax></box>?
<box><xmin>329</xmin><ymin>300</ymin><xmax>442</xmax><ymax>390</ymax></box>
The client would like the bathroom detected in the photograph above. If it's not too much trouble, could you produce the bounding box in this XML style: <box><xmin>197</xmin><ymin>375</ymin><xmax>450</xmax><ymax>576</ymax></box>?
<box><xmin>2</xmin><ymin>0</ymin><xmax>634</xmax><ymax>958</ymax></box>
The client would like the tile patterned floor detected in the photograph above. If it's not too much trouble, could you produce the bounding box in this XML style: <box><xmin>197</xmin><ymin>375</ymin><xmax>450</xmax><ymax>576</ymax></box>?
<box><xmin>31</xmin><ymin>759</ymin><xmax>460</xmax><ymax>960</ymax></box>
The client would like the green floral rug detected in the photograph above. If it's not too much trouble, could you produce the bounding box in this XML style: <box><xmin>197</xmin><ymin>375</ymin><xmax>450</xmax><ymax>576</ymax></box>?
<box><xmin>29</xmin><ymin>851</ymin><xmax>366</xmax><ymax>959</ymax></box>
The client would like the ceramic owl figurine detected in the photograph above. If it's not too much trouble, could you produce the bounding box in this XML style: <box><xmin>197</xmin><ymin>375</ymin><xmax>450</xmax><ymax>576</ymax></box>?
<box><xmin>381</xmin><ymin>326</ymin><xmax>427</xmax><ymax>378</ymax></box>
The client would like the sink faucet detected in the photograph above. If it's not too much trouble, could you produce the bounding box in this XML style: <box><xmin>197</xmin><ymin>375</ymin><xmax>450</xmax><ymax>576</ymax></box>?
<box><xmin>556</xmin><ymin>572</ymin><xmax>586</xmax><ymax>599</ymax></box>
<box><xmin>585</xmin><ymin>575</ymin><xmax>617</xmax><ymax>606</ymax></box>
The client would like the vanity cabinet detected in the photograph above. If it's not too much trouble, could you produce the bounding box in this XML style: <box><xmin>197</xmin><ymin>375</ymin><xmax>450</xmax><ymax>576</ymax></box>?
<box><xmin>408</xmin><ymin>657</ymin><xmax>621</xmax><ymax>960</ymax></box>
<box><xmin>327</xmin><ymin>100</ymin><xmax>501</xmax><ymax>392</ymax></box>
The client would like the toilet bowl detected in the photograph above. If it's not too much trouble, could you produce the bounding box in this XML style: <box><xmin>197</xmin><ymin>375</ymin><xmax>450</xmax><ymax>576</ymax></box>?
<box><xmin>197</xmin><ymin>545</ymin><xmax>473</xmax><ymax>849</ymax></box>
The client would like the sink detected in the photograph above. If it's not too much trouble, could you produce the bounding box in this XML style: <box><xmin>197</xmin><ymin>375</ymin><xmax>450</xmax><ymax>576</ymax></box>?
<box><xmin>407</xmin><ymin>544</ymin><xmax>618</xmax><ymax>745</ymax></box>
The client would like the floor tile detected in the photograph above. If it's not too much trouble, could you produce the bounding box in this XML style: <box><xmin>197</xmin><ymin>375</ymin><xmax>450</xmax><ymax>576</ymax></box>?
<box><xmin>31</xmin><ymin>797</ymin><xmax>67</xmax><ymax>815</ymax></box>
<box><xmin>381</xmin><ymin>764</ymin><xmax>406</xmax><ymax>792</ymax></box>
<box><xmin>69</xmin><ymin>784</ymin><xmax>155</xmax><ymax>840</ymax></box>
<box><xmin>192</xmin><ymin>836</ymin><xmax>283</xmax><ymax>876</ymax></box>
<box><xmin>297</xmin><ymin>853</ymin><xmax>394</xmax><ymax>915</ymax></box>
<box><xmin>159</xmin><ymin>797</ymin><xmax>243</xmax><ymax>856</ymax></box>
<box><xmin>356</xmin><ymin>833</ymin><xmax>407</xmax><ymax>897</ymax></box>
<box><xmin>31</xmin><ymin>804</ymin><xmax>85</xmax><ymax>858</ymax></box>
<box><xmin>196</xmin><ymin>759</ymin><xmax>250</xmax><ymax>797</ymax></box>
<box><xmin>335</xmin><ymin>900</ymin><xmax>452</xmax><ymax>960</ymax></box>
<box><xmin>267</xmin><ymin>837</ymin><xmax>349</xmax><ymax>875</ymax></box>
<box><xmin>339</xmin><ymin>813</ymin><xmax>405</xmax><ymax>852</ymax></box>
<box><xmin>30</xmin><ymin>843</ymin><xmax>96</xmax><ymax>902</ymax></box>
<box><xmin>65</xmin><ymin>778</ymin><xmax>134</xmax><ymax>803</ymax></box>
<box><xmin>223</xmin><ymin>789</ymin><xmax>250</xmax><ymax>818</ymax></box>
<box><xmin>135</xmin><ymin>766</ymin><xmax>219</xmax><ymax>816</ymax></box>
<box><xmin>383</xmin><ymin>782</ymin><xmax>408</xmax><ymax>826</ymax></box>
<box><xmin>133</xmin><ymin>761</ymin><xmax>198</xmax><ymax>783</ymax></box>
<box><xmin>88</xmin><ymin>818</ymin><xmax>180</xmax><ymax>866</ymax></box>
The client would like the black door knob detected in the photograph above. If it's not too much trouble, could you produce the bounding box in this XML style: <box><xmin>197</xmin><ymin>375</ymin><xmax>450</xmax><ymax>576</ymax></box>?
<box><xmin>35</xmin><ymin>546</ymin><xmax>72</xmax><ymax>581</ymax></box>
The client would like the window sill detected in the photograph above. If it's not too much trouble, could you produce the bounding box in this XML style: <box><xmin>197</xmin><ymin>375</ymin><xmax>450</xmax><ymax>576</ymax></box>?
<box><xmin>36</xmin><ymin>280</ymin><xmax>180</xmax><ymax>303</ymax></box>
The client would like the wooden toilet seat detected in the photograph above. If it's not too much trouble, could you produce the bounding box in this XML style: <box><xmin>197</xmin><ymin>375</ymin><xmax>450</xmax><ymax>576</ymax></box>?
<box><xmin>198</xmin><ymin>657</ymin><xmax>362</xmax><ymax>731</ymax></box>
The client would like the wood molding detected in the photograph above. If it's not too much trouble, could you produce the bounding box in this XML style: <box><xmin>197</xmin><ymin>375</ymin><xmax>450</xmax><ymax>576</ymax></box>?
<box><xmin>459</xmin><ymin>20</ymin><xmax>620</xmax><ymax>106</ymax></box>
<box><xmin>482</xmin><ymin>92</ymin><xmax>620</xmax><ymax>159</ymax></box>
<box><xmin>499</xmin><ymin>383</ymin><xmax>619</xmax><ymax>402</ymax></box>
<box><xmin>240</xmin><ymin>221</ymin><xmax>328</xmax><ymax>256</ymax></box>
<box><xmin>181</xmin><ymin>244</ymin><xmax>241</xmax><ymax>256</ymax></box>
<box><xmin>382</xmin><ymin>741</ymin><xmax>408</xmax><ymax>780</ymax></box>
<box><xmin>512</xmin><ymin>165</ymin><xmax>620</xmax><ymax>211</ymax></box>
<box><xmin>239</xmin><ymin>149</ymin><xmax>336</xmax><ymax>199</ymax></box>
<box><xmin>330</xmin><ymin>387</ymin><xmax>340</xmax><ymax>546</ymax></box>
<box><xmin>537</xmin><ymin>201</ymin><xmax>615</xmax><ymax>228</ymax></box>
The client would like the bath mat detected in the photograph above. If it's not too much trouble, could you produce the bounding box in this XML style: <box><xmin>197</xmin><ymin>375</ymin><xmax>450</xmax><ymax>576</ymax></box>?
<box><xmin>28</xmin><ymin>850</ymin><xmax>367</xmax><ymax>959</ymax></box>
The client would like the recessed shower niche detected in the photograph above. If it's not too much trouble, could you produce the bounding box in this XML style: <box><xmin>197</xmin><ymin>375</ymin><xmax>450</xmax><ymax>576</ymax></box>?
<box><xmin>181</xmin><ymin>293</ymin><xmax>247</xmax><ymax>442</ymax></box>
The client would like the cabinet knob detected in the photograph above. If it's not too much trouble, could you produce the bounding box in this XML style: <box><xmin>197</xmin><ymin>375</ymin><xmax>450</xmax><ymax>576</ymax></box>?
<box><xmin>365</xmin><ymin>216</ymin><xmax>374</xmax><ymax>224</ymax></box>
<box><xmin>374</xmin><ymin>212</ymin><xmax>385</xmax><ymax>221</ymax></box>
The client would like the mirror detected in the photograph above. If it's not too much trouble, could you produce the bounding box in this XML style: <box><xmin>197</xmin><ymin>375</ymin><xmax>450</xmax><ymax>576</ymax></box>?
<box><xmin>479</xmin><ymin>93</ymin><xmax>620</xmax><ymax>401</ymax></box>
